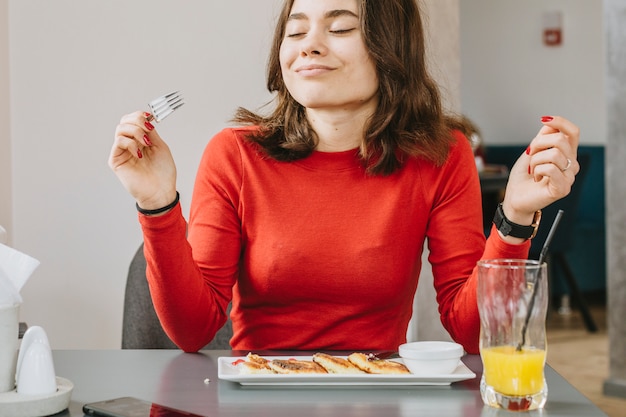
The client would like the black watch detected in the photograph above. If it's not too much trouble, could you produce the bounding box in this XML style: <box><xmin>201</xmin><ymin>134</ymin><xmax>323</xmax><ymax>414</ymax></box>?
<box><xmin>493</xmin><ymin>203</ymin><xmax>542</xmax><ymax>240</ymax></box>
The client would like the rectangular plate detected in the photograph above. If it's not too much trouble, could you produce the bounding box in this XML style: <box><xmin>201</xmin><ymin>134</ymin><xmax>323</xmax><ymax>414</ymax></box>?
<box><xmin>218</xmin><ymin>356</ymin><xmax>476</xmax><ymax>386</ymax></box>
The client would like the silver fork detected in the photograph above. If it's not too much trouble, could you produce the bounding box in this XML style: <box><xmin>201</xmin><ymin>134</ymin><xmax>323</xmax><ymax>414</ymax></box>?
<box><xmin>147</xmin><ymin>91</ymin><xmax>184</xmax><ymax>122</ymax></box>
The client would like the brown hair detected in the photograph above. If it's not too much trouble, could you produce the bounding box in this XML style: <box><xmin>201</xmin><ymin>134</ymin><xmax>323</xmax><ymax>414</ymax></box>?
<box><xmin>233</xmin><ymin>0</ymin><xmax>456</xmax><ymax>175</ymax></box>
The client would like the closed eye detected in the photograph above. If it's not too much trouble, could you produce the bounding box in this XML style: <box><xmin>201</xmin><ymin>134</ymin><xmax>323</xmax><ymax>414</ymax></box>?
<box><xmin>330</xmin><ymin>28</ymin><xmax>356</xmax><ymax>34</ymax></box>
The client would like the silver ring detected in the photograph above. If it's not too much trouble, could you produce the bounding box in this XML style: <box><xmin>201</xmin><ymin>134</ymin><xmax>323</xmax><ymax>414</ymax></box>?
<box><xmin>561</xmin><ymin>158</ymin><xmax>572</xmax><ymax>172</ymax></box>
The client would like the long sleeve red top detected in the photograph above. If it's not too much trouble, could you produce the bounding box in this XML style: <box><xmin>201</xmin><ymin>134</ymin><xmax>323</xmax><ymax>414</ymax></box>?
<box><xmin>139</xmin><ymin>127</ymin><xmax>529</xmax><ymax>354</ymax></box>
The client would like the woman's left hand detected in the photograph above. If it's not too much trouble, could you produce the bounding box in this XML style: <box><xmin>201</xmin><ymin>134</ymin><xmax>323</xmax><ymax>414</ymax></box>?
<box><xmin>500</xmin><ymin>116</ymin><xmax>580</xmax><ymax>238</ymax></box>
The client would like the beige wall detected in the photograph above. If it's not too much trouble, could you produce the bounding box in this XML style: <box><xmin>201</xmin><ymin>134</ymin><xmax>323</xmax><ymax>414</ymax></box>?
<box><xmin>422</xmin><ymin>0</ymin><xmax>461</xmax><ymax>112</ymax></box>
<box><xmin>8</xmin><ymin>0</ymin><xmax>279</xmax><ymax>349</ymax></box>
<box><xmin>0</xmin><ymin>0</ymin><xmax>11</xmax><ymax>243</ymax></box>
<box><xmin>2</xmin><ymin>0</ymin><xmax>609</xmax><ymax>351</ymax></box>
<box><xmin>460</xmin><ymin>0</ymin><xmax>605</xmax><ymax>145</ymax></box>
<box><xmin>4</xmin><ymin>0</ymin><xmax>460</xmax><ymax>349</ymax></box>
<box><xmin>412</xmin><ymin>0</ymin><xmax>460</xmax><ymax>341</ymax></box>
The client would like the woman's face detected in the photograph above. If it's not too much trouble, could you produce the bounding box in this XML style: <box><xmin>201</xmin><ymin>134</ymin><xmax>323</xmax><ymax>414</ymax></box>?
<box><xmin>279</xmin><ymin>0</ymin><xmax>379</xmax><ymax>114</ymax></box>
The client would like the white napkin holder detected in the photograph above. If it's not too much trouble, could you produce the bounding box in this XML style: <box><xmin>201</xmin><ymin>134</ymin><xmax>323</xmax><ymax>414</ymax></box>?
<box><xmin>0</xmin><ymin>244</ymin><xmax>73</xmax><ymax>416</ymax></box>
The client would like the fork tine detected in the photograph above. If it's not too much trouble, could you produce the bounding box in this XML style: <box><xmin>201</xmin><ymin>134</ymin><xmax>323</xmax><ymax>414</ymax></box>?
<box><xmin>149</xmin><ymin>91</ymin><xmax>179</xmax><ymax>107</ymax></box>
<box><xmin>149</xmin><ymin>92</ymin><xmax>181</xmax><ymax>112</ymax></box>
<box><xmin>151</xmin><ymin>96</ymin><xmax>183</xmax><ymax>113</ymax></box>
<box><xmin>149</xmin><ymin>90</ymin><xmax>179</xmax><ymax>103</ymax></box>
<box><xmin>148</xmin><ymin>91</ymin><xmax>185</xmax><ymax>122</ymax></box>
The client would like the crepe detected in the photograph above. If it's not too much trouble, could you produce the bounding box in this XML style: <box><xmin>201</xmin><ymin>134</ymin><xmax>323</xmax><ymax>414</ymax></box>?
<box><xmin>347</xmin><ymin>352</ymin><xmax>411</xmax><ymax>374</ymax></box>
<box><xmin>312</xmin><ymin>352</ymin><xmax>366</xmax><ymax>374</ymax></box>
<box><xmin>267</xmin><ymin>359</ymin><xmax>328</xmax><ymax>374</ymax></box>
<box><xmin>235</xmin><ymin>352</ymin><xmax>410</xmax><ymax>375</ymax></box>
<box><xmin>236</xmin><ymin>352</ymin><xmax>273</xmax><ymax>374</ymax></box>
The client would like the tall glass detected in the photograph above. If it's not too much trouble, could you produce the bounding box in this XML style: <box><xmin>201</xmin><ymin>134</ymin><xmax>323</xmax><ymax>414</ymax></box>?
<box><xmin>477</xmin><ymin>259</ymin><xmax>548</xmax><ymax>411</ymax></box>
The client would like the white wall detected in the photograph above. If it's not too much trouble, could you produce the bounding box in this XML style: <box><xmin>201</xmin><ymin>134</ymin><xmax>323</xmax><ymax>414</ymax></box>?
<box><xmin>8</xmin><ymin>0</ymin><xmax>281</xmax><ymax>349</ymax></box>
<box><xmin>4</xmin><ymin>0</ymin><xmax>605</xmax><ymax>349</ymax></box>
<box><xmin>5</xmin><ymin>0</ymin><xmax>461</xmax><ymax>349</ymax></box>
<box><xmin>460</xmin><ymin>0</ymin><xmax>605</xmax><ymax>145</ymax></box>
<box><xmin>422</xmin><ymin>0</ymin><xmax>461</xmax><ymax>113</ymax></box>
<box><xmin>412</xmin><ymin>0</ymin><xmax>459</xmax><ymax>342</ymax></box>
<box><xmin>0</xmin><ymin>0</ymin><xmax>11</xmax><ymax>242</ymax></box>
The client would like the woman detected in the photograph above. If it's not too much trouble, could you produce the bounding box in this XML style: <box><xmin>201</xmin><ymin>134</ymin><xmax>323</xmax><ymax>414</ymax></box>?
<box><xmin>110</xmin><ymin>0</ymin><xmax>579</xmax><ymax>354</ymax></box>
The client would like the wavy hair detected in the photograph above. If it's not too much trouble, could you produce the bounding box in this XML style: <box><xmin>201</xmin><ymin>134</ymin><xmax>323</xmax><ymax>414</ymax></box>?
<box><xmin>233</xmin><ymin>0</ymin><xmax>457</xmax><ymax>175</ymax></box>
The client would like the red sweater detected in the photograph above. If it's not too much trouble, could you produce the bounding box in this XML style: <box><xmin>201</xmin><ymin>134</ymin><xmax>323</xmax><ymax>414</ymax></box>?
<box><xmin>139</xmin><ymin>127</ymin><xmax>529</xmax><ymax>353</ymax></box>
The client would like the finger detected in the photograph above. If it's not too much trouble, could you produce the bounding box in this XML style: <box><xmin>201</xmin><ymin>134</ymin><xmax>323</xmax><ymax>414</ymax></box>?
<box><xmin>539</xmin><ymin>115</ymin><xmax>580</xmax><ymax>146</ymax></box>
<box><xmin>109</xmin><ymin>135</ymin><xmax>144</xmax><ymax>169</ymax></box>
<box><xmin>531</xmin><ymin>157</ymin><xmax>579</xmax><ymax>181</ymax></box>
<box><xmin>529</xmin><ymin>131</ymin><xmax>577</xmax><ymax>168</ymax></box>
<box><xmin>530</xmin><ymin>146</ymin><xmax>580</xmax><ymax>176</ymax></box>
<box><xmin>528</xmin><ymin>146</ymin><xmax>562</xmax><ymax>168</ymax></box>
<box><xmin>530</xmin><ymin>133</ymin><xmax>574</xmax><ymax>158</ymax></box>
<box><xmin>560</xmin><ymin>157</ymin><xmax>574</xmax><ymax>174</ymax></box>
<box><xmin>119</xmin><ymin>111</ymin><xmax>149</xmax><ymax>126</ymax></box>
<box><xmin>115</xmin><ymin>122</ymin><xmax>151</xmax><ymax>147</ymax></box>
<box><xmin>526</xmin><ymin>131</ymin><xmax>579</xmax><ymax>178</ymax></box>
<box><xmin>119</xmin><ymin>111</ymin><xmax>157</xmax><ymax>138</ymax></box>
<box><xmin>117</xmin><ymin>113</ymin><xmax>168</xmax><ymax>149</ymax></box>
<box><xmin>531</xmin><ymin>162</ymin><xmax>575</xmax><ymax>198</ymax></box>
<box><xmin>113</xmin><ymin>119</ymin><xmax>151</xmax><ymax>156</ymax></box>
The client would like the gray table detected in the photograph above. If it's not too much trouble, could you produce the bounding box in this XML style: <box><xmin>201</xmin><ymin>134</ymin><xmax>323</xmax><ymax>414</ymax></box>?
<box><xmin>51</xmin><ymin>350</ymin><xmax>607</xmax><ymax>417</ymax></box>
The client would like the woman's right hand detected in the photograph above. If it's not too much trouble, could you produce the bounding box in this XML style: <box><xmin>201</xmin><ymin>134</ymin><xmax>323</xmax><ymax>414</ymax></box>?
<box><xmin>109</xmin><ymin>111</ymin><xmax>178</xmax><ymax>211</ymax></box>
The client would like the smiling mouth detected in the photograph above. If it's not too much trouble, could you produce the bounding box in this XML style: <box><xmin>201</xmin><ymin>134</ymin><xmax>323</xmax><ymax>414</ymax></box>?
<box><xmin>295</xmin><ymin>65</ymin><xmax>334</xmax><ymax>76</ymax></box>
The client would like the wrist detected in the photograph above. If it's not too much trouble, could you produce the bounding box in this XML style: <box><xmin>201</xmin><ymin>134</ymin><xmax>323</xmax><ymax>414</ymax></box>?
<box><xmin>493</xmin><ymin>203</ymin><xmax>542</xmax><ymax>241</ymax></box>
<box><xmin>500</xmin><ymin>202</ymin><xmax>535</xmax><ymax>225</ymax></box>
<box><xmin>136</xmin><ymin>192</ymin><xmax>180</xmax><ymax>216</ymax></box>
<box><xmin>136</xmin><ymin>190</ymin><xmax>178</xmax><ymax>211</ymax></box>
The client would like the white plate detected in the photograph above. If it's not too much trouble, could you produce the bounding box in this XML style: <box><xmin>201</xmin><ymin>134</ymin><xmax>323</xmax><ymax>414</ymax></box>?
<box><xmin>218</xmin><ymin>356</ymin><xmax>476</xmax><ymax>386</ymax></box>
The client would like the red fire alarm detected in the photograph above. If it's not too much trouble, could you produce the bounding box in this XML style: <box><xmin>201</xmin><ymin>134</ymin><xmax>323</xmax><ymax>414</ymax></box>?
<box><xmin>543</xmin><ymin>11</ymin><xmax>563</xmax><ymax>46</ymax></box>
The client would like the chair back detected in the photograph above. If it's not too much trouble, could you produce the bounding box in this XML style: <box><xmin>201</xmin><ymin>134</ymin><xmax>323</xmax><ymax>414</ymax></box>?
<box><xmin>122</xmin><ymin>244</ymin><xmax>233</xmax><ymax>349</ymax></box>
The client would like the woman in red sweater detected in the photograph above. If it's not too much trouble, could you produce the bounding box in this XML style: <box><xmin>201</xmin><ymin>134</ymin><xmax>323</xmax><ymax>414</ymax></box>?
<box><xmin>110</xmin><ymin>0</ymin><xmax>580</xmax><ymax>354</ymax></box>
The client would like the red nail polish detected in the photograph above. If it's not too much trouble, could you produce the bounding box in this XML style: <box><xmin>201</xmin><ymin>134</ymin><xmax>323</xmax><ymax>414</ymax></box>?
<box><xmin>145</xmin><ymin>121</ymin><xmax>154</xmax><ymax>130</ymax></box>
<box><xmin>137</xmin><ymin>149</ymin><xmax>143</xmax><ymax>159</ymax></box>
<box><xmin>541</xmin><ymin>116</ymin><xmax>554</xmax><ymax>123</ymax></box>
<box><xmin>143</xmin><ymin>135</ymin><xmax>152</xmax><ymax>146</ymax></box>
<box><xmin>144</xmin><ymin>112</ymin><xmax>152</xmax><ymax>118</ymax></box>
<box><xmin>526</xmin><ymin>146</ymin><xmax>531</xmax><ymax>155</ymax></box>
<box><xmin>528</xmin><ymin>165</ymin><xmax>531</xmax><ymax>175</ymax></box>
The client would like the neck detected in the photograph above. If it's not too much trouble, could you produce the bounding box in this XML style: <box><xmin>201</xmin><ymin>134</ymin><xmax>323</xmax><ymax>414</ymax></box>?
<box><xmin>306</xmin><ymin>106</ymin><xmax>374</xmax><ymax>152</ymax></box>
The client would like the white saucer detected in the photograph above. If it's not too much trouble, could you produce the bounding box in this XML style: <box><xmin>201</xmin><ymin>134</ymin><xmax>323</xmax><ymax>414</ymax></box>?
<box><xmin>0</xmin><ymin>377</ymin><xmax>73</xmax><ymax>417</ymax></box>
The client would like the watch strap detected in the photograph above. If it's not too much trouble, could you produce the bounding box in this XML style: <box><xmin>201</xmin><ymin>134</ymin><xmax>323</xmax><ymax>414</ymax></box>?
<box><xmin>493</xmin><ymin>203</ymin><xmax>541</xmax><ymax>240</ymax></box>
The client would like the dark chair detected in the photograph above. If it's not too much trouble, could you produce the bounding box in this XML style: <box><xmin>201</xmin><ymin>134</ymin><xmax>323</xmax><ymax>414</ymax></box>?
<box><xmin>529</xmin><ymin>152</ymin><xmax>597</xmax><ymax>332</ymax></box>
<box><xmin>122</xmin><ymin>244</ymin><xmax>233</xmax><ymax>349</ymax></box>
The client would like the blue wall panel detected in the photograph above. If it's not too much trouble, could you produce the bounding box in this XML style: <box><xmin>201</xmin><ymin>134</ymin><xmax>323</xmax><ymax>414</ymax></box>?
<box><xmin>483</xmin><ymin>145</ymin><xmax>606</xmax><ymax>295</ymax></box>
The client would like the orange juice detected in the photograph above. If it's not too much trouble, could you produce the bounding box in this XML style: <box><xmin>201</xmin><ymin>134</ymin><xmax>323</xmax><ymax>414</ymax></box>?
<box><xmin>481</xmin><ymin>346</ymin><xmax>546</xmax><ymax>396</ymax></box>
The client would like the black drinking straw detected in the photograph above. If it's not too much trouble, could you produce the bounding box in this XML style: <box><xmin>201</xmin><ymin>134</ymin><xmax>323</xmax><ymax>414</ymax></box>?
<box><xmin>516</xmin><ymin>209</ymin><xmax>565</xmax><ymax>351</ymax></box>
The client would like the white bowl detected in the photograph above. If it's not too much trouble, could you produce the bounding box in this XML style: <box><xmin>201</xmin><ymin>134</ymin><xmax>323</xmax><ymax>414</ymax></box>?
<box><xmin>398</xmin><ymin>341</ymin><xmax>464</xmax><ymax>375</ymax></box>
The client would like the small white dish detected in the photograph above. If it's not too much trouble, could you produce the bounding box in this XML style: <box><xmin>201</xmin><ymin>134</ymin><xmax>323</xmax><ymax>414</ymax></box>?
<box><xmin>398</xmin><ymin>341</ymin><xmax>464</xmax><ymax>375</ymax></box>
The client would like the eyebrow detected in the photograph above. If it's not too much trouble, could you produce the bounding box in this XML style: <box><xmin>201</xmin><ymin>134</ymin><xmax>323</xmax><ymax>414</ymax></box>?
<box><xmin>287</xmin><ymin>9</ymin><xmax>359</xmax><ymax>22</ymax></box>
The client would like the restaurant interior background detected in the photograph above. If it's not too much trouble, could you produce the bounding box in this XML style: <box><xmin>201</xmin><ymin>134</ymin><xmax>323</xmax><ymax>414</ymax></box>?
<box><xmin>0</xmin><ymin>0</ymin><xmax>610</xmax><ymax>352</ymax></box>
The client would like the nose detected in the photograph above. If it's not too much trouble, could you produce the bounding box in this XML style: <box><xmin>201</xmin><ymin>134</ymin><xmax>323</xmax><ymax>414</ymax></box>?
<box><xmin>300</xmin><ymin>28</ymin><xmax>327</xmax><ymax>57</ymax></box>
